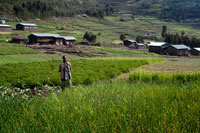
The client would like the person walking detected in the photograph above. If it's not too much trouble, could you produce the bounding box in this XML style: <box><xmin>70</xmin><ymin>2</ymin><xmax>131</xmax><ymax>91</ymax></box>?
<box><xmin>59</xmin><ymin>56</ymin><xmax>72</xmax><ymax>90</ymax></box>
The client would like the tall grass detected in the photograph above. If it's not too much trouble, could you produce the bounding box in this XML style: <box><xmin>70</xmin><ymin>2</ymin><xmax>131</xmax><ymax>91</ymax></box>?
<box><xmin>0</xmin><ymin>81</ymin><xmax>199</xmax><ymax>132</ymax></box>
<box><xmin>129</xmin><ymin>71</ymin><xmax>200</xmax><ymax>83</ymax></box>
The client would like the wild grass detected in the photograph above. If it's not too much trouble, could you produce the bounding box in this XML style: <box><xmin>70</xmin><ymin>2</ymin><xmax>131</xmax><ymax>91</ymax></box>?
<box><xmin>0</xmin><ymin>45</ymin><xmax>38</xmax><ymax>55</ymax></box>
<box><xmin>0</xmin><ymin>58</ymin><xmax>163</xmax><ymax>88</ymax></box>
<box><xmin>0</xmin><ymin>81</ymin><xmax>199</xmax><ymax>132</ymax></box>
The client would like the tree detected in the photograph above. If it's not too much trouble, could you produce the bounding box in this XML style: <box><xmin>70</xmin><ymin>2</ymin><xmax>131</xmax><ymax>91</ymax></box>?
<box><xmin>161</xmin><ymin>25</ymin><xmax>167</xmax><ymax>38</ymax></box>
<box><xmin>83</xmin><ymin>32</ymin><xmax>97</xmax><ymax>43</ymax></box>
<box><xmin>136</xmin><ymin>35</ymin><xmax>144</xmax><ymax>43</ymax></box>
<box><xmin>120</xmin><ymin>34</ymin><xmax>126</xmax><ymax>41</ymax></box>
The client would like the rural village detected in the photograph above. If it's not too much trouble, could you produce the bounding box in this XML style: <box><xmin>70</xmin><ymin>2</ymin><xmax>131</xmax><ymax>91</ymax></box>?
<box><xmin>0</xmin><ymin>21</ymin><xmax>200</xmax><ymax>56</ymax></box>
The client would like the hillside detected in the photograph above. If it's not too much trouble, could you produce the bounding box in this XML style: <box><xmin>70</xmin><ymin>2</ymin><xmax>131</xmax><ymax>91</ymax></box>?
<box><xmin>0</xmin><ymin>0</ymin><xmax>200</xmax><ymax>22</ymax></box>
<box><xmin>0</xmin><ymin>0</ymin><xmax>110</xmax><ymax>20</ymax></box>
<box><xmin>99</xmin><ymin>0</ymin><xmax>200</xmax><ymax>22</ymax></box>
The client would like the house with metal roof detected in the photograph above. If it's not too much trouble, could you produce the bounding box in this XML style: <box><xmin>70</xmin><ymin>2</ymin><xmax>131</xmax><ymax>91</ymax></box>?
<box><xmin>0</xmin><ymin>24</ymin><xmax>12</xmax><ymax>32</ymax></box>
<box><xmin>0</xmin><ymin>20</ymin><xmax>6</xmax><ymax>24</ymax></box>
<box><xmin>136</xmin><ymin>43</ymin><xmax>145</xmax><ymax>49</ymax></box>
<box><xmin>167</xmin><ymin>44</ymin><xmax>191</xmax><ymax>56</ymax></box>
<box><xmin>191</xmin><ymin>48</ymin><xmax>200</xmax><ymax>56</ymax></box>
<box><xmin>16</xmin><ymin>23</ymin><xmax>38</xmax><ymax>31</ymax></box>
<box><xmin>63</xmin><ymin>37</ymin><xmax>77</xmax><ymax>46</ymax></box>
<box><xmin>123</xmin><ymin>40</ymin><xmax>137</xmax><ymax>47</ymax></box>
<box><xmin>12</xmin><ymin>35</ymin><xmax>27</xmax><ymax>44</ymax></box>
<box><xmin>148</xmin><ymin>42</ymin><xmax>169</xmax><ymax>54</ymax></box>
<box><xmin>28</xmin><ymin>33</ymin><xmax>64</xmax><ymax>45</ymax></box>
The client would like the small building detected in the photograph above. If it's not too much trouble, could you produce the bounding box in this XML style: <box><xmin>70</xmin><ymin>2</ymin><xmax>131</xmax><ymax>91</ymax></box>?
<box><xmin>136</xmin><ymin>43</ymin><xmax>145</xmax><ymax>49</ymax></box>
<box><xmin>29</xmin><ymin>33</ymin><xmax>64</xmax><ymax>45</ymax></box>
<box><xmin>82</xmin><ymin>14</ymin><xmax>88</xmax><ymax>18</ymax></box>
<box><xmin>167</xmin><ymin>45</ymin><xmax>191</xmax><ymax>56</ymax></box>
<box><xmin>12</xmin><ymin>35</ymin><xmax>27</xmax><ymax>44</ymax></box>
<box><xmin>63</xmin><ymin>37</ymin><xmax>77</xmax><ymax>46</ymax></box>
<box><xmin>148</xmin><ymin>42</ymin><xmax>169</xmax><ymax>54</ymax></box>
<box><xmin>191</xmin><ymin>48</ymin><xmax>200</xmax><ymax>56</ymax></box>
<box><xmin>16</xmin><ymin>23</ymin><xmax>38</xmax><ymax>31</ymax></box>
<box><xmin>123</xmin><ymin>40</ymin><xmax>137</xmax><ymax>47</ymax></box>
<box><xmin>0</xmin><ymin>25</ymin><xmax>12</xmax><ymax>32</ymax></box>
<box><xmin>80</xmin><ymin>39</ymin><xmax>91</xmax><ymax>45</ymax></box>
<box><xmin>0</xmin><ymin>20</ymin><xmax>6</xmax><ymax>24</ymax></box>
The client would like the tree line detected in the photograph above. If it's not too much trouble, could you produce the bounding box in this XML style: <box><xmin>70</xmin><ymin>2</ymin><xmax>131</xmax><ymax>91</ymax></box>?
<box><xmin>0</xmin><ymin>0</ymin><xmax>116</xmax><ymax>19</ymax></box>
<box><xmin>165</xmin><ymin>32</ymin><xmax>200</xmax><ymax>48</ymax></box>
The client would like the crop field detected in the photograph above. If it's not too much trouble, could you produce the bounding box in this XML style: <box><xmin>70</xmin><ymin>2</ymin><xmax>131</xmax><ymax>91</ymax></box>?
<box><xmin>90</xmin><ymin>46</ymin><xmax>157</xmax><ymax>56</ymax></box>
<box><xmin>0</xmin><ymin>45</ymin><xmax>38</xmax><ymax>55</ymax></box>
<box><xmin>0</xmin><ymin>80</ymin><xmax>199</xmax><ymax>132</ymax></box>
<box><xmin>0</xmin><ymin>58</ymin><xmax>163</xmax><ymax>88</ymax></box>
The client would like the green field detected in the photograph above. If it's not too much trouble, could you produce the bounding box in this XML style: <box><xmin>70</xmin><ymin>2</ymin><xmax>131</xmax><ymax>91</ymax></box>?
<box><xmin>0</xmin><ymin>58</ymin><xmax>163</xmax><ymax>88</ymax></box>
<box><xmin>0</xmin><ymin>45</ymin><xmax>38</xmax><ymax>55</ymax></box>
<box><xmin>0</xmin><ymin>15</ymin><xmax>200</xmax><ymax>132</ymax></box>
<box><xmin>1</xmin><ymin>80</ymin><xmax>199</xmax><ymax>132</ymax></box>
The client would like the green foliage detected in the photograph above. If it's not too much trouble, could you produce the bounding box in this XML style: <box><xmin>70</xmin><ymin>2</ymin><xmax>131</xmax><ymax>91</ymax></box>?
<box><xmin>0</xmin><ymin>0</ymin><xmax>112</xmax><ymax>19</ymax></box>
<box><xmin>120</xmin><ymin>33</ymin><xmax>126</xmax><ymax>41</ymax></box>
<box><xmin>165</xmin><ymin>32</ymin><xmax>200</xmax><ymax>47</ymax></box>
<box><xmin>0</xmin><ymin>81</ymin><xmax>200</xmax><ymax>132</ymax></box>
<box><xmin>136</xmin><ymin>35</ymin><xmax>144</xmax><ymax>43</ymax></box>
<box><xmin>0</xmin><ymin>45</ymin><xmax>38</xmax><ymax>55</ymax></box>
<box><xmin>0</xmin><ymin>58</ymin><xmax>160</xmax><ymax>88</ymax></box>
<box><xmin>83</xmin><ymin>32</ymin><xmax>97</xmax><ymax>43</ymax></box>
<box><xmin>161</xmin><ymin>25</ymin><xmax>167</xmax><ymax>38</ymax></box>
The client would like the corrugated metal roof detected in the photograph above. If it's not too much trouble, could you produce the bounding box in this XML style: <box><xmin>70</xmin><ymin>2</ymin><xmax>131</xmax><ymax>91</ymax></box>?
<box><xmin>125</xmin><ymin>40</ymin><xmax>136</xmax><ymax>43</ymax></box>
<box><xmin>137</xmin><ymin>43</ymin><xmax>145</xmax><ymax>46</ymax></box>
<box><xmin>194</xmin><ymin>48</ymin><xmax>200</xmax><ymax>51</ymax></box>
<box><xmin>0</xmin><ymin>24</ymin><xmax>11</xmax><ymax>28</ymax></box>
<box><xmin>19</xmin><ymin>23</ymin><xmax>38</xmax><ymax>27</ymax></box>
<box><xmin>31</xmin><ymin>33</ymin><xmax>63</xmax><ymax>38</ymax></box>
<box><xmin>171</xmin><ymin>45</ymin><xmax>191</xmax><ymax>50</ymax></box>
<box><xmin>63</xmin><ymin>37</ymin><xmax>77</xmax><ymax>41</ymax></box>
<box><xmin>148</xmin><ymin>42</ymin><xmax>166</xmax><ymax>47</ymax></box>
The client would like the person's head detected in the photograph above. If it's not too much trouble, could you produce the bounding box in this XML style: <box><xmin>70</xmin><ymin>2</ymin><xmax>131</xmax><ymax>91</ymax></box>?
<box><xmin>62</xmin><ymin>56</ymin><xmax>67</xmax><ymax>62</ymax></box>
